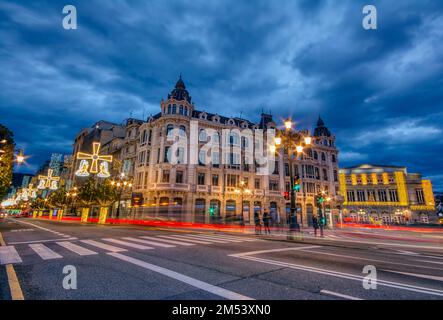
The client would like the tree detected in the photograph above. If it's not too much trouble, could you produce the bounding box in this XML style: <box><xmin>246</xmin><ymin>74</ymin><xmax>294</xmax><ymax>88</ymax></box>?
<box><xmin>47</xmin><ymin>189</ymin><xmax>68</xmax><ymax>208</ymax></box>
<box><xmin>31</xmin><ymin>197</ymin><xmax>48</xmax><ymax>210</ymax></box>
<box><xmin>0</xmin><ymin>124</ymin><xmax>14</xmax><ymax>199</ymax></box>
<box><xmin>77</xmin><ymin>178</ymin><xmax>117</xmax><ymax>206</ymax></box>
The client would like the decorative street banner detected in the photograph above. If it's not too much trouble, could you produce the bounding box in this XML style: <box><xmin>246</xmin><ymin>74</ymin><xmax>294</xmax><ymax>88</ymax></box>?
<box><xmin>37</xmin><ymin>168</ymin><xmax>60</xmax><ymax>190</ymax></box>
<box><xmin>75</xmin><ymin>142</ymin><xmax>113</xmax><ymax>178</ymax></box>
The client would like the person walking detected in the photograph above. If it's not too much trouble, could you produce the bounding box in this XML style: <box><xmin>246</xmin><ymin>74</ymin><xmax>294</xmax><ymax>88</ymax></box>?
<box><xmin>312</xmin><ymin>215</ymin><xmax>319</xmax><ymax>237</ymax></box>
<box><xmin>263</xmin><ymin>210</ymin><xmax>271</xmax><ymax>235</ymax></box>
<box><xmin>254</xmin><ymin>211</ymin><xmax>262</xmax><ymax>235</ymax></box>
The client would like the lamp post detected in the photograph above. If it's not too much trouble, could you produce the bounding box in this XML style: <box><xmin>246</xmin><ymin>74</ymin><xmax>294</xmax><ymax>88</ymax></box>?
<box><xmin>111</xmin><ymin>173</ymin><xmax>132</xmax><ymax>219</ymax></box>
<box><xmin>275</xmin><ymin>119</ymin><xmax>312</xmax><ymax>232</ymax></box>
<box><xmin>235</xmin><ymin>180</ymin><xmax>251</xmax><ymax>226</ymax></box>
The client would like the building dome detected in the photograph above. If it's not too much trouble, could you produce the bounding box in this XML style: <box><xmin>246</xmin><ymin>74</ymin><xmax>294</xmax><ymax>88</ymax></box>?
<box><xmin>313</xmin><ymin>116</ymin><xmax>331</xmax><ymax>137</ymax></box>
<box><xmin>168</xmin><ymin>74</ymin><xmax>192</xmax><ymax>103</ymax></box>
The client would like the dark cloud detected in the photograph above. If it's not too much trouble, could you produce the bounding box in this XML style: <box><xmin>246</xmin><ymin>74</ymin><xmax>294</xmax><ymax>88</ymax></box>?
<box><xmin>0</xmin><ymin>0</ymin><xmax>442</xmax><ymax>189</ymax></box>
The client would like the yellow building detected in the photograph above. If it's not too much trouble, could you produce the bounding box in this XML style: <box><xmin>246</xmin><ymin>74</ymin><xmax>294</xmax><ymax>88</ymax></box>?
<box><xmin>339</xmin><ymin>164</ymin><xmax>436</xmax><ymax>225</ymax></box>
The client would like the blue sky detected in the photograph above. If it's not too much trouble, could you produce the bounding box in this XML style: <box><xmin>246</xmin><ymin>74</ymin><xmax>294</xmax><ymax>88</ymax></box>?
<box><xmin>0</xmin><ymin>0</ymin><xmax>442</xmax><ymax>190</ymax></box>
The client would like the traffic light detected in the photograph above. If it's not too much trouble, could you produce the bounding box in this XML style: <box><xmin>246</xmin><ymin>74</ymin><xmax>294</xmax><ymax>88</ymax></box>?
<box><xmin>283</xmin><ymin>191</ymin><xmax>289</xmax><ymax>200</ymax></box>
<box><xmin>293</xmin><ymin>175</ymin><xmax>301</xmax><ymax>192</ymax></box>
<box><xmin>209</xmin><ymin>207</ymin><xmax>214</xmax><ymax>216</ymax></box>
<box><xmin>315</xmin><ymin>194</ymin><xmax>325</xmax><ymax>206</ymax></box>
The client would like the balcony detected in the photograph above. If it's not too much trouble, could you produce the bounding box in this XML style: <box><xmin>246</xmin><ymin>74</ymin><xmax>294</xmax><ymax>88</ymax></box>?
<box><xmin>196</xmin><ymin>185</ymin><xmax>209</xmax><ymax>192</ymax></box>
<box><xmin>211</xmin><ymin>186</ymin><xmax>222</xmax><ymax>193</ymax></box>
<box><xmin>152</xmin><ymin>183</ymin><xmax>190</xmax><ymax>191</ymax></box>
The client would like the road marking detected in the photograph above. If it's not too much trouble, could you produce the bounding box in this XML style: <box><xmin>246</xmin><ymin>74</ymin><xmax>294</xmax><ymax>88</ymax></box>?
<box><xmin>213</xmin><ymin>234</ymin><xmax>257</xmax><ymax>241</ymax></box>
<box><xmin>102</xmin><ymin>238</ymin><xmax>154</xmax><ymax>250</ymax></box>
<box><xmin>57</xmin><ymin>241</ymin><xmax>98</xmax><ymax>256</ymax></box>
<box><xmin>161</xmin><ymin>235</ymin><xmax>216</xmax><ymax>244</ymax></box>
<box><xmin>381</xmin><ymin>269</ymin><xmax>443</xmax><ymax>282</ymax></box>
<box><xmin>233</xmin><ymin>254</ymin><xmax>443</xmax><ymax>297</ymax></box>
<box><xmin>29</xmin><ymin>243</ymin><xmax>62</xmax><ymax>260</ymax></box>
<box><xmin>108</xmin><ymin>252</ymin><xmax>254</xmax><ymax>300</ymax></box>
<box><xmin>141</xmin><ymin>236</ymin><xmax>195</xmax><ymax>246</ymax></box>
<box><xmin>181</xmin><ymin>235</ymin><xmax>231</xmax><ymax>243</ymax></box>
<box><xmin>413</xmin><ymin>260</ymin><xmax>443</xmax><ymax>265</ymax></box>
<box><xmin>0</xmin><ymin>246</ymin><xmax>23</xmax><ymax>265</ymax></box>
<box><xmin>122</xmin><ymin>237</ymin><xmax>175</xmax><ymax>248</ymax></box>
<box><xmin>229</xmin><ymin>245</ymin><xmax>322</xmax><ymax>258</ymax></box>
<box><xmin>296</xmin><ymin>248</ymin><xmax>443</xmax><ymax>271</ymax></box>
<box><xmin>151</xmin><ymin>236</ymin><xmax>196</xmax><ymax>246</ymax></box>
<box><xmin>8</xmin><ymin>237</ymin><xmax>78</xmax><ymax>245</ymax></box>
<box><xmin>198</xmin><ymin>235</ymin><xmax>244</xmax><ymax>242</ymax></box>
<box><xmin>0</xmin><ymin>232</ymin><xmax>24</xmax><ymax>300</ymax></box>
<box><xmin>8</xmin><ymin>218</ymin><xmax>72</xmax><ymax>238</ymax></box>
<box><xmin>320</xmin><ymin>290</ymin><xmax>363</xmax><ymax>300</ymax></box>
<box><xmin>80</xmin><ymin>240</ymin><xmax>127</xmax><ymax>252</ymax></box>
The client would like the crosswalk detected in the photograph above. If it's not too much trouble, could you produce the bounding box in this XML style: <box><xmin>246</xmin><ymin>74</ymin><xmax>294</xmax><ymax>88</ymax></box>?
<box><xmin>0</xmin><ymin>233</ymin><xmax>259</xmax><ymax>265</ymax></box>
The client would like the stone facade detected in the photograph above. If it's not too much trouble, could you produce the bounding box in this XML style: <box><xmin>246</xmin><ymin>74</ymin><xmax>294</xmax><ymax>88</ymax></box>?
<box><xmin>132</xmin><ymin>77</ymin><xmax>340</xmax><ymax>225</ymax></box>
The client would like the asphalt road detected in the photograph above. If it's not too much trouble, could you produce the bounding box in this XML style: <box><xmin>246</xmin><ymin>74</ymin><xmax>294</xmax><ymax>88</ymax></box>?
<box><xmin>1</xmin><ymin>217</ymin><xmax>443</xmax><ymax>300</ymax></box>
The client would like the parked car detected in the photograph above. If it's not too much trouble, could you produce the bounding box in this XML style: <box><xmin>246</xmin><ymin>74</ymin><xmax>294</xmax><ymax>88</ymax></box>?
<box><xmin>0</xmin><ymin>211</ymin><xmax>8</xmax><ymax>219</ymax></box>
<box><xmin>14</xmin><ymin>212</ymin><xmax>28</xmax><ymax>218</ymax></box>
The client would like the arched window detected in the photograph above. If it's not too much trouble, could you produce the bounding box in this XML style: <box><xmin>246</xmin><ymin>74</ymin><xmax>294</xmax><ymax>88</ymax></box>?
<box><xmin>172</xmin><ymin>104</ymin><xmax>177</xmax><ymax>114</ymax></box>
<box><xmin>212</xmin><ymin>131</ymin><xmax>220</xmax><ymax>144</ymax></box>
<box><xmin>313</xmin><ymin>151</ymin><xmax>318</xmax><ymax>160</ymax></box>
<box><xmin>179</xmin><ymin>125</ymin><xmax>186</xmax><ymax>137</ymax></box>
<box><xmin>199</xmin><ymin>129</ymin><xmax>207</xmax><ymax>142</ymax></box>
<box><xmin>332</xmin><ymin>154</ymin><xmax>336</xmax><ymax>162</ymax></box>
<box><xmin>321</xmin><ymin>152</ymin><xmax>326</xmax><ymax>161</ymax></box>
<box><xmin>167</xmin><ymin>104</ymin><xmax>172</xmax><ymax>114</ymax></box>
<box><xmin>241</xmin><ymin>136</ymin><xmax>248</xmax><ymax>149</ymax></box>
<box><xmin>166</xmin><ymin>124</ymin><xmax>174</xmax><ymax>137</ymax></box>
<box><xmin>229</xmin><ymin>132</ymin><xmax>239</xmax><ymax>145</ymax></box>
<box><xmin>184</xmin><ymin>107</ymin><xmax>188</xmax><ymax>116</ymax></box>
<box><xmin>179</xmin><ymin>105</ymin><xmax>184</xmax><ymax>115</ymax></box>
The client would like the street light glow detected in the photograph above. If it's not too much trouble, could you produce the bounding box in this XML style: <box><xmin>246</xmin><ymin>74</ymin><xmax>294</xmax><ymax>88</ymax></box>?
<box><xmin>296</xmin><ymin>145</ymin><xmax>303</xmax><ymax>153</ymax></box>
<box><xmin>304</xmin><ymin>136</ymin><xmax>312</xmax><ymax>145</ymax></box>
<box><xmin>274</xmin><ymin>137</ymin><xmax>282</xmax><ymax>146</ymax></box>
<box><xmin>284</xmin><ymin>120</ymin><xmax>292</xmax><ymax>130</ymax></box>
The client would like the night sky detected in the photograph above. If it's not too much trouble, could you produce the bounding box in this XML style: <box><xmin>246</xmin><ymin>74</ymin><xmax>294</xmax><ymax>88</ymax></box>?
<box><xmin>0</xmin><ymin>0</ymin><xmax>442</xmax><ymax>190</ymax></box>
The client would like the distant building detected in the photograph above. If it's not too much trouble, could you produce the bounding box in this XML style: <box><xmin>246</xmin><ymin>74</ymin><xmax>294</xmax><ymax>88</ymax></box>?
<box><xmin>339</xmin><ymin>164</ymin><xmax>436</xmax><ymax>224</ymax></box>
<box><xmin>7</xmin><ymin>172</ymin><xmax>34</xmax><ymax>198</ymax></box>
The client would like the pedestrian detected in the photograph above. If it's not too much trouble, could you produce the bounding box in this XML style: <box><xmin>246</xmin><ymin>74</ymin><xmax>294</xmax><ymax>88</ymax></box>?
<box><xmin>254</xmin><ymin>211</ymin><xmax>262</xmax><ymax>235</ymax></box>
<box><xmin>312</xmin><ymin>215</ymin><xmax>319</xmax><ymax>237</ymax></box>
<box><xmin>263</xmin><ymin>210</ymin><xmax>271</xmax><ymax>235</ymax></box>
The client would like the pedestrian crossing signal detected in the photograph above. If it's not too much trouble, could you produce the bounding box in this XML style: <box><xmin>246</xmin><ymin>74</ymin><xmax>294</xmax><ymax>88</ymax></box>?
<box><xmin>283</xmin><ymin>191</ymin><xmax>289</xmax><ymax>200</ymax></box>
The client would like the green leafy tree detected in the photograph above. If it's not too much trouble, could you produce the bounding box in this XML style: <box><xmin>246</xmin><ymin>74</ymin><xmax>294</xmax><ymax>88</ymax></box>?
<box><xmin>30</xmin><ymin>197</ymin><xmax>48</xmax><ymax>210</ymax></box>
<box><xmin>0</xmin><ymin>124</ymin><xmax>14</xmax><ymax>199</ymax></box>
<box><xmin>96</xmin><ymin>180</ymin><xmax>117</xmax><ymax>206</ymax></box>
<box><xmin>47</xmin><ymin>189</ymin><xmax>68</xmax><ymax>208</ymax></box>
<box><xmin>78</xmin><ymin>177</ymin><xmax>98</xmax><ymax>206</ymax></box>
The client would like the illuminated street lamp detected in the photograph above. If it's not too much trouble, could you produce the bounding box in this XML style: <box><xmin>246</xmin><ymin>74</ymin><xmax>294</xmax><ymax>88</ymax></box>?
<box><xmin>275</xmin><ymin>119</ymin><xmax>312</xmax><ymax>232</ymax></box>
<box><xmin>235</xmin><ymin>180</ymin><xmax>251</xmax><ymax>226</ymax></box>
<box><xmin>111</xmin><ymin>176</ymin><xmax>133</xmax><ymax>218</ymax></box>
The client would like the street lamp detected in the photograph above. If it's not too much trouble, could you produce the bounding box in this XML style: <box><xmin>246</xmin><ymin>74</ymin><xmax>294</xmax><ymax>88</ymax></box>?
<box><xmin>275</xmin><ymin>119</ymin><xmax>312</xmax><ymax>232</ymax></box>
<box><xmin>111</xmin><ymin>177</ymin><xmax>133</xmax><ymax>219</ymax></box>
<box><xmin>235</xmin><ymin>180</ymin><xmax>251</xmax><ymax>226</ymax></box>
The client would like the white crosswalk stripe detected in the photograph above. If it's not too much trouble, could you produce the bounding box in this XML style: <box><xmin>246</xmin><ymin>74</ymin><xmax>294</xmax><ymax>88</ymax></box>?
<box><xmin>29</xmin><ymin>243</ymin><xmax>62</xmax><ymax>260</ymax></box>
<box><xmin>57</xmin><ymin>241</ymin><xmax>98</xmax><ymax>256</ymax></box>
<box><xmin>180</xmin><ymin>234</ymin><xmax>231</xmax><ymax>243</ymax></box>
<box><xmin>141</xmin><ymin>236</ymin><xmax>195</xmax><ymax>246</ymax></box>
<box><xmin>160</xmin><ymin>235</ymin><xmax>216</xmax><ymax>244</ymax></box>
<box><xmin>80</xmin><ymin>240</ymin><xmax>127</xmax><ymax>252</ymax></box>
<box><xmin>196</xmin><ymin>234</ymin><xmax>245</xmax><ymax>242</ymax></box>
<box><xmin>206</xmin><ymin>234</ymin><xmax>257</xmax><ymax>242</ymax></box>
<box><xmin>0</xmin><ymin>246</ymin><xmax>22</xmax><ymax>265</ymax></box>
<box><xmin>122</xmin><ymin>237</ymin><xmax>176</xmax><ymax>248</ymax></box>
<box><xmin>102</xmin><ymin>238</ymin><xmax>154</xmax><ymax>250</ymax></box>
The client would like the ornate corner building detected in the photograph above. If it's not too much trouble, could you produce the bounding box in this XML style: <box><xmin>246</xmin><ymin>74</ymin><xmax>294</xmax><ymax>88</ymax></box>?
<box><xmin>339</xmin><ymin>164</ymin><xmax>436</xmax><ymax>224</ymax></box>
<box><xmin>131</xmin><ymin>76</ymin><xmax>340</xmax><ymax>225</ymax></box>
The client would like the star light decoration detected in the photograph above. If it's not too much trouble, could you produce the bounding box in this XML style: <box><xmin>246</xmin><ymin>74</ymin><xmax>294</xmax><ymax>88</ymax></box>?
<box><xmin>75</xmin><ymin>142</ymin><xmax>113</xmax><ymax>178</ymax></box>
<box><xmin>37</xmin><ymin>169</ymin><xmax>60</xmax><ymax>190</ymax></box>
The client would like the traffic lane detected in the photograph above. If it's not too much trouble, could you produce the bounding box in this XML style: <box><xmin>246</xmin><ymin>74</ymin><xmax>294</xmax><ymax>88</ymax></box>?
<box><xmin>1</xmin><ymin>218</ymin><xmax>75</xmax><ymax>245</ymax></box>
<box><xmin>13</xmin><ymin>249</ymin><xmax>233</xmax><ymax>300</ymax></box>
<box><xmin>232</xmin><ymin>247</ymin><xmax>443</xmax><ymax>299</ymax></box>
<box><xmin>0</xmin><ymin>264</ymin><xmax>11</xmax><ymax>299</ymax></box>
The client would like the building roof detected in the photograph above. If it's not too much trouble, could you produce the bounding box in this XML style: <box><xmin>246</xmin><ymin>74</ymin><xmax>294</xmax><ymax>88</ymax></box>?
<box><xmin>313</xmin><ymin>115</ymin><xmax>331</xmax><ymax>137</ymax></box>
<box><xmin>339</xmin><ymin>164</ymin><xmax>407</xmax><ymax>174</ymax></box>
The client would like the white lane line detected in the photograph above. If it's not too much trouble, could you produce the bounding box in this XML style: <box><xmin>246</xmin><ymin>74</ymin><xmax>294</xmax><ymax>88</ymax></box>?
<box><xmin>29</xmin><ymin>243</ymin><xmax>62</xmax><ymax>260</ymax></box>
<box><xmin>80</xmin><ymin>240</ymin><xmax>127</xmax><ymax>252</ymax></box>
<box><xmin>235</xmin><ymin>255</ymin><xmax>443</xmax><ymax>297</ymax></box>
<box><xmin>122</xmin><ymin>237</ymin><xmax>175</xmax><ymax>248</ymax></box>
<box><xmin>57</xmin><ymin>242</ymin><xmax>98</xmax><ymax>256</ymax></box>
<box><xmin>213</xmin><ymin>235</ymin><xmax>258</xmax><ymax>241</ymax></box>
<box><xmin>180</xmin><ymin>235</ymin><xmax>230</xmax><ymax>243</ymax></box>
<box><xmin>7</xmin><ymin>218</ymin><xmax>72</xmax><ymax>238</ymax></box>
<box><xmin>102</xmin><ymin>238</ymin><xmax>153</xmax><ymax>250</ymax></box>
<box><xmin>163</xmin><ymin>235</ymin><xmax>217</xmax><ymax>244</ymax></box>
<box><xmin>413</xmin><ymin>260</ymin><xmax>443</xmax><ymax>265</ymax></box>
<box><xmin>140</xmin><ymin>236</ymin><xmax>195</xmax><ymax>246</ymax></box>
<box><xmin>7</xmin><ymin>237</ymin><xmax>78</xmax><ymax>245</ymax></box>
<box><xmin>320</xmin><ymin>290</ymin><xmax>363</xmax><ymax>300</ymax></box>
<box><xmin>0</xmin><ymin>246</ymin><xmax>22</xmax><ymax>265</ymax></box>
<box><xmin>229</xmin><ymin>246</ymin><xmax>322</xmax><ymax>258</ymax></box>
<box><xmin>297</xmin><ymin>249</ymin><xmax>443</xmax><ymax>271</ymax></box>
<box><xmin>196</xmin><ymin>235</ymin><xmax>243</xmax><ymax>242</ymax></box>
<box><xmin>381</xmin><ymin>270</ymin><xmax>443</xmax><ymax>282</ymax></box>
<box><xmin>108</xmin><ymin>252</ymin><xmax>254</xmax><ymax>300</ymax></box>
